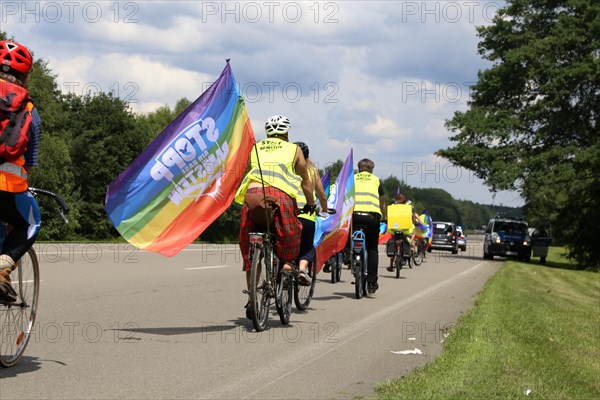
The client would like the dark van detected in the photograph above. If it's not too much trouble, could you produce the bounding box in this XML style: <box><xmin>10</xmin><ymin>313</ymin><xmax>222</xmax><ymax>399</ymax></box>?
<box><xmin>430</xmin><ymin>221</ymin><xmax>458</xmax><ymax>254</ymax></box>
<box><xmin>483</xmin><ymin>217</ymin><xmax>531</xmax><ymax>261</ymax></box>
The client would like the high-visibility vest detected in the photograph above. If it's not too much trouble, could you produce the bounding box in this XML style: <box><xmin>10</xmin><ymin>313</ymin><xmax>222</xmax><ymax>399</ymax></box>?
<box><xmin>297</xmin><ymin>165</ymin><xmax>317</xmax><ymax>222</ymax></box>
<box><xmin>235</xmin><ymin>138</ymin><xmax>299</xmax><ymax>203</ymax></box>
<box><xmin>353</xmin><ymin>171</ymin><xmax>381</xmax><ymax>216</ymax></box>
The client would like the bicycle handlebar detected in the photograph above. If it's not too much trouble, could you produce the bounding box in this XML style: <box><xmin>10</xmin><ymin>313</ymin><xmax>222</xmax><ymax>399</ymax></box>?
<box><xmin>29</xmin><ymin>187</ymin><xmax>70</xmax><ymax>224</ymax></box>
<box><xmin>298</xmin><ymin>207</ymin><xmax>337</xmax><ymax>217</ymax></box>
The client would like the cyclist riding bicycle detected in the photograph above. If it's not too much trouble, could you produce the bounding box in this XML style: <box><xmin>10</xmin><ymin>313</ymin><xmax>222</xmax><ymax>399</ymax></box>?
<box><xmin>352</xmin><ymin>158</ymin><xmax>387</xmax><ymax>294</ymax></box>
<box><xmin>0</xmin><ymin>40</ymin><xmax>42</xmax><ymax>303</ymax></box>
<box><xmin>293</xmin><ymin>142</ymin><xmax>329</xmax><ymax>282</ymax></box>
<box><xmin>386</xmin><ymin>194</ymin><xmax>419</xmax><ymax>271</ymax></box>
<box><xmin>235</xmin><ymin>115</ymin><xmax>315</xmax><ymax>316</ymax></box>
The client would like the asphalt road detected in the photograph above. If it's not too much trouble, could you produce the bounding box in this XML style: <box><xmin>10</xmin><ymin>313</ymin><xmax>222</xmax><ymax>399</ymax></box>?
<box><xmin>0</xmin><ymin>237</ymin><xmax>499</xmax><ymax>399</ymax></box>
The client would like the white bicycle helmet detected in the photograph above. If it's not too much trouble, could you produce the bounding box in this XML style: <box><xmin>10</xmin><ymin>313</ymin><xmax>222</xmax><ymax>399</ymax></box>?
<box><xmin>265</xmin><ymin>115</ymin><xmax>291</xmax><ymax>136</ymax></box>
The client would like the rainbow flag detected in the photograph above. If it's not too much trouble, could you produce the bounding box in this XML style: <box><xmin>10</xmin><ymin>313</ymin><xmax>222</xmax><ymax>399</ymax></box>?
<box><xmin>321</xmin><ymin>170</ymin><xmax>331</xmax><ymax>199</ymax></box>
<box><xmin>313</xmin><ymin>149</ymin><xmax>354</xmax><ymax>272</ymax></box>
<box><xmin>105</xmin><ymin>62</ymin><xmax>255</xmax><ymax>256</ymax></box>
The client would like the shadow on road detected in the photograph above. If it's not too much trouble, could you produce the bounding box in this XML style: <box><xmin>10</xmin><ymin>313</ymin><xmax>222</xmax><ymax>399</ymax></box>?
<box><xmin>0</xmin><ymin>356</ymin><xmax>43</xmax><ymax>378</ymax></box>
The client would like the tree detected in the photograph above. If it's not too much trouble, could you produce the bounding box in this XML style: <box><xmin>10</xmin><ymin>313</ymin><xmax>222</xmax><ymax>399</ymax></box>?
<box><xmin>437</xmin><ymin>0</ymin><xmax>600</xmax><ymax>269</ymax></box>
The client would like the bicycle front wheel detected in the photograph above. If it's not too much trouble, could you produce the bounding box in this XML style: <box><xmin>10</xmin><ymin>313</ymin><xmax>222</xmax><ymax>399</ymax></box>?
<box><xmin>249</xmin><ymin>244</ymin><xmax>270</xmax><ymax>332</ymax></box>
<box><xmin>413</xmin><ymin>246</ymin><xmax>422</xmax><ymax>266</ymax></box>
<box><xmin>0</xmin><ymin>248</ymin><xmax>39</xmax><ymax>368</ymax></box>
<box><xmin>394</xmin><ymin>254</ymin><xmax>402</xmax><ymax>279</ymax></box>
<box><xmin>294</xmin><ymin>262</ymin><xmax>317</xmax><ymax>311</ymax></box>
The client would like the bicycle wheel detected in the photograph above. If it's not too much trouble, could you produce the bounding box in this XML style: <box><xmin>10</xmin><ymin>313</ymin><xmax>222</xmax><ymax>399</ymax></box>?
<box><xmin>276</xmin><ymin>270</ymin><xmax>292</xmax><ymax>325</ymax></box>
<box><xmin>329</xmin><ymin>257</ymin><xmax>336</xmax><ymax>284</ymax></box>
<box><xmin>294</xmin><ymin>262</ymin><xmax>317</xmax><ymax>311</ymax></box>
<box><xmin>394</xmin><ymin>255</ymin><xmax>401</xmax><ymax>279</ymax></box>
<box><xmin>353</xmin><ymin>255</ymin><xmax>363</xmax><ymax>299</ymax></box>
<box><xmin>0</xmin><ymin>248</ymin><xmax>39</xmax><ymax>368</ymax></box>
<box><xmin>413</xmin><ymin>245</ymin><xmax>422</xmax><ymax>266</ymax></box>
<box><xmin>335</xmin><ymin>253</ymin><xmax>342</xmax><ymax>282</ymax></box>
<box><xmin>249</xmin><ymin>244</ymin><xmax>270</xmax><ymax>332</ymax></box>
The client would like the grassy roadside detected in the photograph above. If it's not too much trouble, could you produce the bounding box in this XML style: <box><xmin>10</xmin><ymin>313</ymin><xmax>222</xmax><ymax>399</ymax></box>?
<box><xmin>376</xmin><ymin>247</ymin><xmax>600</xmax><ymax>399</ymax></box>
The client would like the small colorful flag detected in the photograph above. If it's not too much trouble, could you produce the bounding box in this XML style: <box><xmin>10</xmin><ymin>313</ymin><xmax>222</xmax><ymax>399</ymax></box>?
<box><xmin>105</xmin><ymin>62</ymin><xmax>255</xmax><ymax>256</ymax></box>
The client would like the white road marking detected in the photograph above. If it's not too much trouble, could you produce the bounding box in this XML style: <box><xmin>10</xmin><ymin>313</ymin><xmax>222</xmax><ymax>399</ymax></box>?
<box><xmin>185</xmin><ymin>265</ymin><xmax>230</xmax><ymax>270</ymax></box>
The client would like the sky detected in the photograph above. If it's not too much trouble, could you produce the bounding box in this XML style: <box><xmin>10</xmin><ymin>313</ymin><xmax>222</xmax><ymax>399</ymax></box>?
<box><xmin>3</xmin><ymin>0</ymin><xmax>524</xmax><ymax>207</ymax></box>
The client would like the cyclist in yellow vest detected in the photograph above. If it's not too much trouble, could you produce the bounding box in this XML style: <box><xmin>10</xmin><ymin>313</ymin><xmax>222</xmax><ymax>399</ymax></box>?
<box><xmin>386</xmin><ymin>194</ymin><xmax>419</xmax><ymax>271</ymax></box>
<box><xmin>352</xmin><ymin>158</ymin><xmax>387</xmax><ymax>294</ymax></box>
<box><xmin>0</xmin><ymin>40</ymin><xmax>41</xmax><ymax>303</ymax></box>
<box><xmin>294</xmin><ymin>142</ymin><xmax>329</xmax><ymax>278</ymax></box>
<box><xmin>235</xmin><ymin>115</ymin><xmax>315</xmax><ymax>316</ymax></box>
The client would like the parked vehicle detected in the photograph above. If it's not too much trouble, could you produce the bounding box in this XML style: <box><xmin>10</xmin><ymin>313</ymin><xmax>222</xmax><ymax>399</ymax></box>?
<box><xmin>456</xmin><ymin>226</ymin><xmax>467</xmax><ymax>251</ymax></box>
<box><xmin>483</xmin><ymin>216</ymin><xmax>531</xmax><ymax>261</ymax></box>
<box><xmin>430</xmin><ymin>221</ymin><xmax>458</xmax><ymax>254</ymax></box>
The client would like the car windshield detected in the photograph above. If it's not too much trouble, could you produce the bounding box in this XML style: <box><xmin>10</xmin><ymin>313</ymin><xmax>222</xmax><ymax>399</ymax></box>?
<box><xmin>494</xmin><ymin>221</ymin><xmax>528</xmax><ymax>234</ymax></box>
<box><xmin>433</xmin><ymin>223</ymin><xmax>452</xmax><ymax>234</ymax></box>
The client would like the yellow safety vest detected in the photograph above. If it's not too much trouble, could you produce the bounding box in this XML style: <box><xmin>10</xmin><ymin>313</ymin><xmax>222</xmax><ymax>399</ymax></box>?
<box><xmin>234</xmin><ymin>138</ymin><xmax>299</xmax><ymax>204</ymax></box>
<box><xmin>353</xmin><ymin>171</ymin><xmax>381</xmax><ymax>216</ymax></box>
<box><xmin>297</xmin><ymin>165</ymin><xmax>317</xmax><ymax>222</ymax></box>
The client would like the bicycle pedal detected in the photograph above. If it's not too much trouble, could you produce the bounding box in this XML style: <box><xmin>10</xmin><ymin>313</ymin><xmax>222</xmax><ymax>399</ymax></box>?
<box><xmin>242</xmin><ymin>289</ymin><xmax>249</xmax><ymax>294</ymax></box>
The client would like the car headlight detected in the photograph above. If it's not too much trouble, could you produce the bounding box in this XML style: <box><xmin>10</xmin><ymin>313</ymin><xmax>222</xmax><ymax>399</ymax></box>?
<box><xmin>492</xmin><ymin>233</ymin><xmax>501</xmax><ymax>244</ymax></box>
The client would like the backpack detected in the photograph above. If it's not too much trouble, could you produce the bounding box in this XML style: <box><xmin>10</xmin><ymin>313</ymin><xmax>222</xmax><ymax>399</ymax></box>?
<box><xmin>0</xmin><ymin>79</ymin><xmax>33</xmax><ymax>162</ymax></box>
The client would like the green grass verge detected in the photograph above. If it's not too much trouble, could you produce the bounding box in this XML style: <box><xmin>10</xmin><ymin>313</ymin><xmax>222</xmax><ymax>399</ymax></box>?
<box><xmin>376</xmin><ymin>248</ymin><xmax>600</xmax><ymax>399</ymax></box>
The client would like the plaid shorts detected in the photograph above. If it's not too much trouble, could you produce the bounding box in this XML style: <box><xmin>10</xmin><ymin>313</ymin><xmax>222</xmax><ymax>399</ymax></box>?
<box><xmin>239</xmin><ymin>186</ymin><xmax>302</xmax><ymax>271</ymax></box>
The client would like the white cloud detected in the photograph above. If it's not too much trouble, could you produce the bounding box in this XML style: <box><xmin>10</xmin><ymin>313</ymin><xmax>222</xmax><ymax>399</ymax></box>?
<box><xmin>4</xmin><ymin>1</ymin><xmax>523</xmax><ymax>206</ymax></box>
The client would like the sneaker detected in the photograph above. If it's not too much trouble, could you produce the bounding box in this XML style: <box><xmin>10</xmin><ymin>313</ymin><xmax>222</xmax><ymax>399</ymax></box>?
<box><xmin>367</xmin><ymin>282</ymin><xmax>379</xmax><ymax>294</ymax></box>
<box><xmin>297</xmin><ymin>270</ymin><xmax>311</xmax><ymax>286</ymax></box>
<box><xmin>0</xmin><ymin>267</ymin><xmax>16</xmax><ymax>303</ymax></box>
<box><xmin>386</xmin><ymin>266</ymin><xmax>394</xmax><ymax>272</ymax></box>
<box><xmin>323</xmin><ymin>264</ymin><xmax>331</xmax><ymax>273</ymax></box>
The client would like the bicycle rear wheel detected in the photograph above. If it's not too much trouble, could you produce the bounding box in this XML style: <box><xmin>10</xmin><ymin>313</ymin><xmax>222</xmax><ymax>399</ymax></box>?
<box><xmin>294</xmin><ymin>261</ymin><xmax>317</xmax><ymax>311</ymax></box>
<box><xmin>329</xmin><ymin>257</ymin><xmax>337</xmax><ymax>284</ymax></box>
<box><xmin>394</xmin><ymin>253</ymin><xmax>402</xmax><ymax>279</ymax></box>
<box><xmin>0</xmin><ymin>248</ymin><xmax>39</xmax><ymax>368</ymax></box>
<box><xmin>276</xmin><ymin>271</ymin><xmax>292</xmax><ymax>324</ymax></box>
<box><xmin>249</xmin><ymin>244</ymin><xmax>270</xmax><ymax>332</ymax></box>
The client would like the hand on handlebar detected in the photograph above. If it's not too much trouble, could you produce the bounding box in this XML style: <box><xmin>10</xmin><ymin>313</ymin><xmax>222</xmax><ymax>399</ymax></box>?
<box><xmin>318</xmin><ymin>208</ymin><xmax>337</xmax><ymax>218</ymax></box>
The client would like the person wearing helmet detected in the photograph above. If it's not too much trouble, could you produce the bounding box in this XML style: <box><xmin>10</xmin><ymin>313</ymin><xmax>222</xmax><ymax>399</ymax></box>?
<box><xmin>235</xmin><ymin>115</ymin><xmax>316</xmax><ymax>316</ymax></box>
<box><xmin>352</xmin><ymin>158</ymin><xmax>387</xmax><ymax>294</ymax></box>
<box><xmin>293</xmin><ymin>141</ymin><xmax>329</xmax><ymax>278</ymax></box>
<box><xmin>0</xmin><ymin>40</ymin><xmax>42</xmax><ymax>303</ymax></box>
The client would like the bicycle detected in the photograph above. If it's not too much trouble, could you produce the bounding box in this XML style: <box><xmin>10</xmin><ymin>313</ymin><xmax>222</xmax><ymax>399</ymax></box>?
<box><xmin>293</xmin><ymin>208</ymin><xmax>336</xmax><ymax>311</ymax></box>
<box><xmin>389</xmin><ymin>230</ymin><xmax>409</xmax><ymax>279</ymax></box>
<box><xmin>350</xmin><ymin>226</ymin><xmax>368</xmax><ymax>299</ymax></box>
<box><xmin>246</xmin><ymin>230</ymin><xmax>291</xmax><ymax>332</ymax></box>
<box><xmin>412</xmin><ymin>237</ymin><xmax>426</xmax><ymax>266</ymax></box>
<box><xmin>246</xmin><ymin>207</ymin><xmax>335</xmax><ymax>331</ymax></box>
<box><xmin>0</xmin><ymin>187</ymin><xmax>68</xmax><ymax>368</ymax></box>
<box><xmin>324</xmin><ymin>251</ymin><xmax>343</xmax><ymax>284</ymax></box>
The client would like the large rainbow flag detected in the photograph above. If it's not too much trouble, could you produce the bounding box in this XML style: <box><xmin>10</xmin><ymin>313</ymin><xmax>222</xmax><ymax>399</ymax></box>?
<box><xmin>313</xmin><ymin>149</ymin><xmax>354</xmax><ymax>272</ymax></box>
<box><xmin>105</xmin><ymin>62</ymin><xmax>255</xmax><ymax>256</ymax></box>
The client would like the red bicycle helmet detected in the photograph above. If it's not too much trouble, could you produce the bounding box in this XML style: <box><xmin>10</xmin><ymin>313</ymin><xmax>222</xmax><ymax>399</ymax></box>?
<box><xmin>0</xmin><ymin>40</ymin><xmax>33</xmax><ymax>75</ymax></box>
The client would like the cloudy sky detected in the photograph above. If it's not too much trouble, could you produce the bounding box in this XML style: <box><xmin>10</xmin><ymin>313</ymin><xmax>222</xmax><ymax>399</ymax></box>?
<box><xmin>4</xmin><ymin>0</ymin><xmax>523</xmax><ymax>206</ymax></box>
